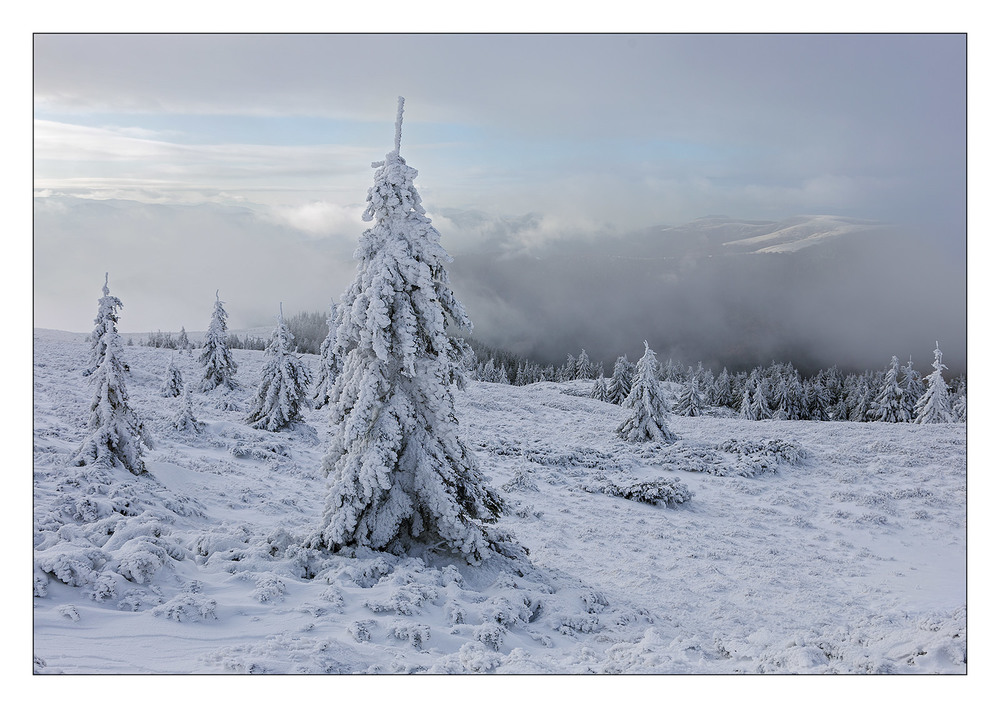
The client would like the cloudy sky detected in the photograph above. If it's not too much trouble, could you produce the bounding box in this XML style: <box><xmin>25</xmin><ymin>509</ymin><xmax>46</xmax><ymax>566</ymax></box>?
<box><xmin>32</xmin><ymin>32</ymin><xmax>968</xmax><ymax>370</ymax></box>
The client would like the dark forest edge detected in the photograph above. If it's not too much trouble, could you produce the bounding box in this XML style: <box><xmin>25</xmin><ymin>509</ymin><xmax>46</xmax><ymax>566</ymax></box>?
<box><xmin>125</xmin><ymin>310</ymin><xmax>966</xmax><ymax>426</ymax></box>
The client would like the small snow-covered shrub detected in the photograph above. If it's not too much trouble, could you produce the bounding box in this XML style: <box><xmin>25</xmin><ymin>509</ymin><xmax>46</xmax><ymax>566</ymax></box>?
<box><xmin>33</xmin><ymin>569</ymin><xmax>49</xmax><ymax>598</ymax></box>
<box><xmin>341</xmin><ymin>557</ymin><xmax>394</xmax><ymax>588</ymax></box>
<box><xmin>115</xmin><ymin>538</ymin><xmax>171</xmax><ymax>583</ymax></box>
<box><xmin>348</xmin><ymin>620</ymin><xmax>376</xmax><ymax>643</ymax></box>
<box><xmin>319</xmin><ymin>587</ymin><xmax>345</xmax><ymax>612</ymax></box>
<box><xmin>444</xmin><ymin>600</ymin><xmax>466</xmax><ymax>625</ymax></box>
<box><xmin>473</xmin><ymin>622</ymin><xmax>507</xmax><ymax>651</ymax></box>
<box><xmin>580</xmin><ymin>589</ymin><xmax>610</xmax><ymax>614</ymax></box>
<box><xmin>392</xmin><ymin>621</ymin><xmax>431</xmax><ymax>649</ymax></box>
<box><xmin>57</xmin><ymin>604</ymin><xmax>80</xmax><ymax>622</ymax></box>
<box><xmin>582</xmin><ymin>475</ymin><xmax>693</xmax><ymax>506</ymax></box>
<box><xmin>89</xmin><ymin>572</ymin><xmax>120</xmax><ymax>602</ymax></box>
<box><xmin>35</xmin><ymin>542</ymin><xmax>109</xmax><ymax>587</ymax></box>
<box><xmin>502</xmin><ymin>468</ymin><xmax>539</xmax><ymax>492</ymax></box>
<box><xmin>229</xmin><ymin>441</ymin><xmax>288</xmax><ymax>460</ymax></box>
<box><xmin>458</xmin><ymin>641</ymin><xmax>504</xmax><ymax>673</ymax></box>
<box><xmin>252</xmin><ymin>573</ymin><xmax>287</xmax><ymax>604</ymax></box>
<box><xmin>487</xmin><ymin>592</ymin><xmax>538</xmax><ymax>628</ymax></box>
<box><xmin>365</xmin><ymin>585</ymin><xmax>439</xmax><ymax>616</ymax></box>
<box><xmin>152</xmin><ymin>593</ymin><xmax>218</xmax><ymax>622</ymax></box>
<box><xmin>550</xmin><ymin>613</ymin><xmax>602</xmax><ymax>635</ymax></box>
<box><xmin>719</xmin><ymin>438</ymin><xmax>805</xmax><ymax>464</ymax></box>
<box><xmin>714</xmin><ymin>438</ymin><xmax>805</xmax><ymax>477</ymax></box>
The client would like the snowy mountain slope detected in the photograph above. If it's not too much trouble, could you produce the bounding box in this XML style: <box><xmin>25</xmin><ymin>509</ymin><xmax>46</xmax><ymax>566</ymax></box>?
<box><xmin>718</xmin><ymin>215</ymin><xmax>886</xmax><ymax>254</ymax></box>
<box><xmin>32</xmin><ymin>329</ymin><xmax>966</xmax><ymax>674</ymax></box>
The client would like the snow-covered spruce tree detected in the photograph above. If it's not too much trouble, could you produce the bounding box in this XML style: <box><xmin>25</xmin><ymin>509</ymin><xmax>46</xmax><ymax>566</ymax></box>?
<box><xmin>172</xmin><ymin>385</ymin><xmax>203</xmax><ymax>433</ymax></box>
<box><xmin>868</xmin><ymin>355</ymin><xmax>906</xmax><ymax>423</ymax></box>
<box><xmin>900</xmin><ymin>356</ymin><xmax>923</xmax><ymax>421</ymax></box>
<box><xmin>616</xmin><ymin>341</ymin><xmax>678</xmax><ymax>443</ymax></box>
<box><xmin>950</xmin><ymin>376</ymin><xmax>967</xmax><ymax>423</ymax></box>
<box><xmin>847</xmin><ymin>377</ymin><xmax>873</xmax><ymax>422</ymax></box>
<box><xmin>770</xmin><ymin>377</ymin><xmax>793</xmax><ymax>420</ymax></box>
<box><xmin>199</xmin><ymin>291</ymin><xmax>238</xmax><ymax>391</ymax></box>
<box><xmin>674</xmin><ymin>371</ymin><xmax>703</xmax><ymax>417</ymax></box>
<box><xmin>177</xmin><ymin>326</ymin><xmax>191</xmax><ymax>355</ymax></box>
<box><xmin>160</xmin><ymin>357</ymin><xmax>184</xmax><ymax>397</ymax></box>
<box><xmin>606</xmin><ymin>355</ymin><xmax>633</xmax><ymax>405</ymax></box>
<box><xmin>591</xmin><ymin>371</ymin><xmax>608</xmax><ymax>401</ymax></box>
<box><xmin>313</xmin><ymin>300</ymin><xmax>341</xmax><ymax>409</ymax></box>
<box><xmin>804</xmin><ymin>379</ymin><xmax>831</xmax><ymax>421</ymax></box>
<box><xmin>748</xmin><ymin>380</ymin><xmax>772</xmax><ymax>421</ymax></box>
<box><xmin>708</xmin><ymin>367</ymin><xmax>732</xmax><ymax>407</ymax></box>
<box><xmin>575</xmin><ymin>349</ymin><xmax>593</xmax><ymax>379</ymax></box>
<box><xmin>82</xmin><ymin>273</ymin><xmax>126</xmax><ymax>377</ymax></box>
<box><xmin>914</xmin><ymin>342</ymin><xmax>954</xmax><ymax>424</ymax></box>
<box><xmin>738</xmin><ymin>385</ymin><xmax>753</xmax><ymax>419</ymax></box>
<box><xmin>72</xmin><ymin>276</ymin><xmax>152</xmax><ymax>474</ymax></box>
<box><xmin>311</xmin><ymin>98</ymin><xmax>511</xmax><ymax>564</ymax></box>
<box><xmin>246</xmin><ymin>304</ymin><xmax>313</xmax><ymax>432</ymax></box>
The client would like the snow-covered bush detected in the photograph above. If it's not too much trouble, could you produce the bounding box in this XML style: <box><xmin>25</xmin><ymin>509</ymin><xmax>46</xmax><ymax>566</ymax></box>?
<box><xmin>715</xmin><ymin>438</ymin><xmax>806</xmax><ymax>477</ymax></box>
<box><xmin>582</xmin><ymin>474</ymin><xmax>692</xmax><ymax>506</ymax></box>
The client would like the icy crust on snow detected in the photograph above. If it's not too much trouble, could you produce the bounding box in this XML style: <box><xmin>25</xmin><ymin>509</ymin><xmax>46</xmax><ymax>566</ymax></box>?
<box><xmin>33</xmin><ymin>331</ymin><xmax>966</xmax><ymax>673</ymax></box>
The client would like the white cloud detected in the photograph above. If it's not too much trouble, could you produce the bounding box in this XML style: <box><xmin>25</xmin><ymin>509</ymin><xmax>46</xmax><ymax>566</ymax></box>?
<box><xmin>264</xmin><ymin>201</ymin><xmax>366</xmax><ymax>239</ymax></box>
<box><xmin>34</xmin><ymin>119</ymin><xmax>377</xmax><ymax>203</ymax></box>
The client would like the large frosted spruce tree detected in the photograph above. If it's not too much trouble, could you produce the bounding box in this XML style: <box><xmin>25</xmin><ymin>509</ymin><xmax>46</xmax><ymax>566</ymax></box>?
<box><xmin>72</xmin><ymin>275</ymin><xmax>152</xmax><ymax>474</ymax></box>
<box><xmin>311</xmin><ymin>98</ymin><xmax>509</xmax><ymax>564</ymax></box>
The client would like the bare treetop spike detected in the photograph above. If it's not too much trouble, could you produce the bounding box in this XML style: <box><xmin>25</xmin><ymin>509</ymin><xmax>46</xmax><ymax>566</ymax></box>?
<box><xmin>394</xmin><ymin>96</ymin><xmax>405</xmax><ymax>154</ymax></box>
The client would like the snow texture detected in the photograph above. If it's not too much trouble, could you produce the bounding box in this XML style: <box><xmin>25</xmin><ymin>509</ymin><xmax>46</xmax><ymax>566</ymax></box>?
<box><xmin>33</xmin><ymin>330</ymin><xmax>967</xmax><ymax>673</ymax></box>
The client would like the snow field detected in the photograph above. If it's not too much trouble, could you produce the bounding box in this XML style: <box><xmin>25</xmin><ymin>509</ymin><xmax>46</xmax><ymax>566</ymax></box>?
<box><xmin>33</xmin><ymin>330</ymin><xmax>966</xmax><ymax>673</ymax></box>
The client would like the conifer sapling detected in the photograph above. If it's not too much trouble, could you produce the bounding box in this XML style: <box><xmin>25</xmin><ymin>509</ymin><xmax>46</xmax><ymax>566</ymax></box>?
<box><xmin>246</xmin><ymin>303</ymin><xmax>313</xmax><ymax>431</ymax></box>
<box><xmin>199</xmin><ymin>291</ymin><xmax>238</xmax><ymax>391</ymax></box>
<box><xmin>616</xmin><ymin>341</ymin><xmax>678</xmax><ymax>443</ymax></box>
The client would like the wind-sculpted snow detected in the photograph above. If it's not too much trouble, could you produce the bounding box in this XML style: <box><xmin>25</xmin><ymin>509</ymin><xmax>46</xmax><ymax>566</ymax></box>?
<box><xmin>33</xmin><ymin>331</ymin><xmax>966</xmax><ymax>673</ymax></box>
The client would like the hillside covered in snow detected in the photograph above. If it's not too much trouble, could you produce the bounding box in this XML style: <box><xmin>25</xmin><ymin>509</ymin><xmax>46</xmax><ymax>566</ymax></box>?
<box><xmin>32</xmin><ymin>328</ymin><xmax>966</xmax><ymax>674</ymax></box>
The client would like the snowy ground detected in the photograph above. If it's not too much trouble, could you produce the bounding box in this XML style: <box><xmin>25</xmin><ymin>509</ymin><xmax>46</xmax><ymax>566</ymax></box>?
<box><xmin>32</xmin><ymin>328</ymin><xmax>967</xmax><ymax>676</ymax></box>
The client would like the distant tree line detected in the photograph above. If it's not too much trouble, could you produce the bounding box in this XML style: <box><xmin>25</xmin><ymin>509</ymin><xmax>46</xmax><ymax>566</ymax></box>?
<box><xmin>130</xmin><ymin>304</ymin><xmax>967</xmax><ymax>426</ymax></box>
<box><xmin>136</xmin><ymin>310</ymin><xmax>328</xmax><ymax>355</ymax></box>
<box><xmin>468</xmin><ymin>341</ymin><xmax>966</xmax><ymax>425</ymax></box>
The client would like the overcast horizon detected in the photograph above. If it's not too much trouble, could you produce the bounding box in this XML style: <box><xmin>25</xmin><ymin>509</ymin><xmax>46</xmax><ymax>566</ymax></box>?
<box><xmin>33</xmin><ymin>33</ymin><xmax>967</xmax><ymax>373</ymax></box>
